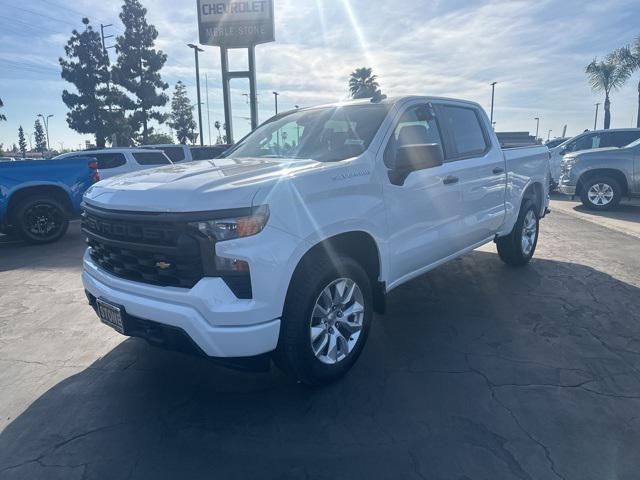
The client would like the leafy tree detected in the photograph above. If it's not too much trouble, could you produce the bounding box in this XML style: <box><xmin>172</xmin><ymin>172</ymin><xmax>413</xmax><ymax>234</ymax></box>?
<box><xmin>168</xmin><ymin>81</ymin><xmax>196</xmax><ymax>144</ymax></box>
<box><xmin>146</xmin><ymin>132</ymin><xmax>173</xmax><ymax>144</ymax></box>
<box><xmin>0</xmin><ymin>98</ymin><xmax>6</xmax><ymax>121</ymax></box>
<box><xmin>613</xmin><ymin>37</ymin><xmax>640</xmax><ymax>128</ymax></box>
<box><xmin>34</xmin><ymin>119</ymin><xmax>47</xmax><ymax>153</ymax></box>
<box><xmin>11</xmin><ymin>144</ymin><xmax>18</xmax><ymax>153</ymax></box>
<box><xmin>59</xmin><ymin>18</ymin><xmax>115</xmax><ymax>147</ymax></box>
<box><xmin>0</xmin><ymin>143</ymin><xmax>5</xmax><ymax>156</ymax></box>
<box><xmin>18</xmin><ymin>126</ymin><xmax>27</xmax><ymax>157</ymax></box>
<box><xmin>112</xmin><ymin>0</ymin><xmax>168</xmax><ymax>144</ymax></box>
<box><xmin>585</xmin><ymin>56</ymin><xmax>630</xmax><ymax>129</ymax></box>
<box><xmin>348</xmin><ymin>67</ymin><xmax>382</xmax><ymax>99</ymax></box>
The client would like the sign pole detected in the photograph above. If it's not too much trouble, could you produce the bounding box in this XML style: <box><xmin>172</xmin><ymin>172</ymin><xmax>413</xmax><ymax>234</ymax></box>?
<box><xmin>248</xmin><ymin>45</ymin><xmax>259</xmax><ymax>131</ymax></box>
<box><xmin>220</xmin><ymin>47</ymin><xmax>234</xmax><ymax>144</ymax></box>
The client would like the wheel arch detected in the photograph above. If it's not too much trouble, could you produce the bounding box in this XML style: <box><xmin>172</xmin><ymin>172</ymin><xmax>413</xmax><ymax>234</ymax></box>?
<box><xmin>576</xmin><ymin>168</ymin><xmax>629</xmax><ymax>196</ymax></box>
<box><xmin>7</xmin><ymin>184</ymin><xmax>73</xmax><ymax>224</ymax></box>
<box><xmin>287</xmin><ymin>231</ymin><xmax>386</xmax><ymax>314</ymax></box>
<box><xmin>522</xmin><ymin>181</ymin><xmax>544</xmax><ymax>215</ymax></box>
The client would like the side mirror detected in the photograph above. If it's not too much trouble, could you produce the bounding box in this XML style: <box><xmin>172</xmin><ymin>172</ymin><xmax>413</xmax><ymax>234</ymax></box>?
<box><xmin>390</xmin><ymin>144</ymin><xmax>444</xmax><ymax>186</ymax></box>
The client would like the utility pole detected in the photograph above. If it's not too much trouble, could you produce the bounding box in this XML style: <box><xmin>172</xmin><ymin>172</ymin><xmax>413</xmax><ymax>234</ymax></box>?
<box><xmin>38</xmin><ymin>114</ymin><xmax>53</xmax><ymax>152</ymax></box>
<box><xmin>593</xmin><ymin>103</ymin><xmax>600</xmax><ymax>130</ymax></box>
<box><xmin>205</xmin><ymin>73</ymin><xmax>212</xmax><ymax>145</ymax></box>
<box><xmin>547</xmin><ymin>129</ymin><xmax>552</xmax><ymax>142</ymax></box>
<box><xmin>534</xmin><ymin>117</ymin><xmax>540</xmax><ymax>141</ymax></box>
<box><xmin>188</xmin><ymin>43</ymin><xmax>205</xmax><ymax>146</ymax></box>
<box><xmin>490</xmin><ymin>81</ymin><xmax>497</xmax><ymax>124</ymax></box>
<box><xmin>272</xmin><ymin>91</ymin><xmax>279</xmax><ymax>115</ymax></box>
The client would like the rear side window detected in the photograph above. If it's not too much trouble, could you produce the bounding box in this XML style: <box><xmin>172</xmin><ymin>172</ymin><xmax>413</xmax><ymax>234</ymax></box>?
<box><xmin>190</xmin><ymin>147</ymin><xmax>226</xmax><ymax>160</ymax></box>
<box><xmin>133</xmin><ymin>152</ymin><xmax>171</xmax><ymax>165</ymax></box>
<box><xmin>611</xmin><ymin>131</ymin><xmax>640</xmax><ymax>147</ymax></box>
<box><xmin>438</xmin><ymin>105</ymin><xmax>488</xmax><ymax>159</ymax></box>
<box><xmin>156</xmin><ymin>146</ymin><xmax>185</xmax><ymax>162</ymax></box>
<box><xmin>94</xmin><ymin>153</ymin><xmax>126</xmax><ymax>169</ymax></box>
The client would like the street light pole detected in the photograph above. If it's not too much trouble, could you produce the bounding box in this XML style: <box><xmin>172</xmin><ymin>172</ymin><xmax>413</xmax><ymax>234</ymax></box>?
<box><xmin>272</xmin><ymin>91</ymin><xmax>279</xmax><ymax>115</ymax></box>
<box><xmin>594</xmin><ymin>103</ymin><xmax>600</xmax><ymax>130</ymax></box>
<box><xmin>547</xmin><ymin>129</ymin><xmax>552</xmax><ymax>142</ymax></box>
<box><xmin>205</xmin><ymin>73</ymin><xmax>212</xmax><ymax>145</ymax></box>
<box><xmin>187</xmin><ymin>43</ymin><xmax>205</xmax><ymax>146</ymax></box>
<box><xmin>534</xmin><ymin>117</ymin><xmax>540</xmax><ymax>140</ymax></box>
<box><xmin>490</xmin><ymin>82</ymin><xmax>497</xmax><ymax>125</ymax></box>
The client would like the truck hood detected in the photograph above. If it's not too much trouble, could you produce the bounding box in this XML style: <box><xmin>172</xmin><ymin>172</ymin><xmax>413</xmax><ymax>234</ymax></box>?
<box><xmin>84</xmin><ymin>157</ymin><xmax>321</xmax><ymax>212</ymax></box>
<box><xmin>569</xmin><ymin>147</ymin><xmax>621</xmax><ymax>159</ymax></box>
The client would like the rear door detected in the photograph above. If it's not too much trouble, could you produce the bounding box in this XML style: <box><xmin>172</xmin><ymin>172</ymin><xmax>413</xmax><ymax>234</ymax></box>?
<box><xmin>88</xmin><ymin>153</ymin><xmax>130</xmax><ymax>179</ymax></box>
<box><xmin>434</xmin><ymin>102</ymin><xmax>506</xmax><ymax>246</ymax></box>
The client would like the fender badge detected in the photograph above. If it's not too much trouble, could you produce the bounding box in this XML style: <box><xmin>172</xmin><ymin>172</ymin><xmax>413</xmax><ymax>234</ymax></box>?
<box><xmin>156</xmin><ymin>261</ymin><xmax>172</xmax><ymax>270</ymax></box>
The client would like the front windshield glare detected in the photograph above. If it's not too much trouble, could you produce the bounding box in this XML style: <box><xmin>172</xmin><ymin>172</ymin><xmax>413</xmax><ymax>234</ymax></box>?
<box><xmin>226</xmin><ymin>104</ymin><xmax>390</xmax><ymax>162</ymax></box>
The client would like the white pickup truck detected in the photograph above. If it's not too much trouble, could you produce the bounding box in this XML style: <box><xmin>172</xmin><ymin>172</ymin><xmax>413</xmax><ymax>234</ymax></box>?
<box><xmin>82</xmin><ymin>96</ymin><xmax>550</xmax><ymax>384</ymax></box>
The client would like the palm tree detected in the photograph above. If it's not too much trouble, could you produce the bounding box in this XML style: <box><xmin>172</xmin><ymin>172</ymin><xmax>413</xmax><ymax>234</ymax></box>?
<box><xmin>348</xmin><ymin>67</ymin><xmax>381</xmax><ymax>99</ymax></box>
<box><xmin>613</xmin><ymin>37</ymin><xmax>640</xmax><ymax>127</ymax></box>
<box><xmin>585</xmin><ymin>56</ymin><xmax>630</xmax><ymax>129</ymax></box>
<box><xmin>0</xmin><ymin>98</ymin><xmax>6</xmax><ymax>122</ymax></box>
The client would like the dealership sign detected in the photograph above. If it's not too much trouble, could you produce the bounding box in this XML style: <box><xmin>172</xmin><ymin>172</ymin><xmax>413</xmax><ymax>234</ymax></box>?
<box><xmin>197</xmin><ymin>0</ymin><xmax>274</xmax><ymax>47</ymax></box>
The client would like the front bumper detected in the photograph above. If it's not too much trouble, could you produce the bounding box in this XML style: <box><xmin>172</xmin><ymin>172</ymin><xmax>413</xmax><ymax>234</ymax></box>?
<box><xmin>82</xmin><ymin>251</ymin><xmax>281</xmax><ymax>359</ymax></box>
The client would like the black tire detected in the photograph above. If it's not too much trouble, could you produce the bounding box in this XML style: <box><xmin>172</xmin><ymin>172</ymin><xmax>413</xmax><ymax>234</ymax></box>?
<box><xmin>274</xmin><ymin>254</ymin><xmax>373</xmax><ymax>385</ymax></box>
<box><xmin>13</xmin><ymin>195</ymin><xmax>69</xmax><ymax>244</ymax></box>
<box><xmin>496</xmin><ymin>199</ymin><xmax>539</xmax><ymax>267</ymax></box>
<box><xmin>579</xmin><ymin>176</ymin><xmax>622</xmax><ymax>211</ymax></box>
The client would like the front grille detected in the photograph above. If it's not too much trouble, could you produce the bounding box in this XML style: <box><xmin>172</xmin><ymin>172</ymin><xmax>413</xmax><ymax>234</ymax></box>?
<box><xmin>83</xmin><ymin>206</ymin><xmax>204</xmax><ymax>288</ymax></box>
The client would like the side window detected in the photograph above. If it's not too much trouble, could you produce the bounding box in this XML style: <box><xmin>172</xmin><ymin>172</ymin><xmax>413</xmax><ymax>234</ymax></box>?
<box><xmin>384</xmin><ymin>104</ymin><xmax>444</xmax><ymax>168</ymax></box>
<box><xmin>437</xmin><ymin>105</ymin><xmax>488</xmax><ymax>159</ymax></box>
<box><xmin>574</xmin><ymin>133</ymin><xmax>600</xmax><ymax>151</ymax></box>
<box><xmin>612</xmin><ymin>131</ymin><xmax>640</xmax><ymax>147</ymax></box>
<box><xmin>94</xmin><ymin>153</ymin><xmax>126</xmax><ymax>169</ymax></box>
<box><xmin>158</xmin><ymin>147</ymin><xmax>185</xmax><ymax>162</ymax></box>
<box><xmin>132</xmin><ymin>152</ymin><xmax>171</xmax><ymax>165</ymax></box>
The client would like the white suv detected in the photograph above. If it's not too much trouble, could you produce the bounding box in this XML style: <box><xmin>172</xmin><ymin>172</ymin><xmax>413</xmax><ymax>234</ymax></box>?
<box><xmin>55</xmin><ymin>148</ymin><xmax>172</xmax><ymax>179</ymax></box>
<box><xmin>82</xmin><ymin>96</ymin><xmax>550</xmax><ymax>384</ymax></box>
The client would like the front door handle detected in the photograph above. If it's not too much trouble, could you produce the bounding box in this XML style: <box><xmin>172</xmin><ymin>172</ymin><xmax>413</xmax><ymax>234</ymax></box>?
<box><xmin>443</xmin><ymin>175</ymin><xmax>459</xmax><ymax>185</ymax></box>
<box><xmin>493</xmin><ymin>167</ymin><xmax>505</xmax><ymax>175</ymax></box>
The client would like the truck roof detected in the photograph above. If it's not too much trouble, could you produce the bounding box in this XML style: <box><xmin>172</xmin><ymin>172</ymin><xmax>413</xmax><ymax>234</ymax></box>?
<box><xmin>299</xmin><ymin>95</ymin><xmax>483</xmax><ymax>111</ymax></box>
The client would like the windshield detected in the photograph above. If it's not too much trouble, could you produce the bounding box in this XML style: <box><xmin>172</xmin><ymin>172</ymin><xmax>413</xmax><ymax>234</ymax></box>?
<box><xmin>225</xmin><ymin>104</ymin><xmax>390</xmax><ymax>162</ymax></box>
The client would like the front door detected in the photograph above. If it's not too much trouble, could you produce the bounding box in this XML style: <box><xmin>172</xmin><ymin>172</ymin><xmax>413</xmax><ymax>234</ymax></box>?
<box><xmin>380</xmin><ymin>103</ymin><xmax>463</xmax><ymax>288</ymax></box>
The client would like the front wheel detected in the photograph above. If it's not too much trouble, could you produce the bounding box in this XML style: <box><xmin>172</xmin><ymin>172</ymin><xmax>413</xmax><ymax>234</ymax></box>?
<box><xmin>496</xmin><ymin>199</ymin><xmax>539</xmax><ymax>267</ymax></box>
<box><xmin>13</xmin><ymin>196</ymin><xmax>69</xmax><ymax>244</ymax></box>
<box><xmin>274</xmin><ymin>255</ymin><xmax>373</xmax><ymax>385</ymax></box>
<box><xmin>580</xmin><ymin>176</ymin><xmax>621</xmax><ymax>211</ymax></box>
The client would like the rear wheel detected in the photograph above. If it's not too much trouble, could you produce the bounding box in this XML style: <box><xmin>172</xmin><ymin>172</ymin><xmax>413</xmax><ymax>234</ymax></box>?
<box><xmin>274</xmin><ymin>255</ymin><xmax>373</xmax><ymax>385</ymax></box>
<box><xmin>496</xmin><ymin>199</ymin><xmax>539</xmax><ymax>267</ymax></box>
<box><xmin>13</xmin><ymin>196</ymin><xmax>69</xmax><ymax>244</ymax></box>
<box><xmin>580</xmin><ymin>176</ymin><xmax>621</xmax><ymax>211</ymax></box>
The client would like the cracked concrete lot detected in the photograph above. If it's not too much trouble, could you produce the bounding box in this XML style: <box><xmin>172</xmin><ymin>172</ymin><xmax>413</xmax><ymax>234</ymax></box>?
<box><xmin>1</xmin><ymin>208</ymin><xmax>640</xmax><ymax>480</ymax></box>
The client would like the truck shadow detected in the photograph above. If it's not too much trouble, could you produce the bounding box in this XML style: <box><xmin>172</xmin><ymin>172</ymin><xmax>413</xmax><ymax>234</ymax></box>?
<box><xmin>1</xmin><ymin>252</ymin><xmax>640</xmax><ymax>479</ymax></box>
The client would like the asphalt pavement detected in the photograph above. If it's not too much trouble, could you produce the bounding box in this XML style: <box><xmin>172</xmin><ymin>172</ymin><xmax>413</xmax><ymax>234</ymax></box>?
<box><xmin>1</xmin><ymin>209</ymin><xmax>640</xmax><ymax>480</ymax></box>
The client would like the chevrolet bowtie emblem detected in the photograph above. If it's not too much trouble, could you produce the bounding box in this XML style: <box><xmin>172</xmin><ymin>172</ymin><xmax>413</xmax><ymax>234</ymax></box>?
<box><xmin>155</xmin><ymin>261</ymin><xmax>172</xmax><ymax>270</ymax></box>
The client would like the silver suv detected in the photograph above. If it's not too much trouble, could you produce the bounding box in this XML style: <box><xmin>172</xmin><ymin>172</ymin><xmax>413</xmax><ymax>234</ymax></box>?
<box><xmin>559</xmin><ymin>136</ymin><xmax>640</xmax><ymax>210</ymax></box>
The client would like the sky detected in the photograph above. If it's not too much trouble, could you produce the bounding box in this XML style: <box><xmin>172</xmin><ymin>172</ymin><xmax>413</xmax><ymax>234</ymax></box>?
<box><xmin>1</xmin><ymin>0</ymin><xmax>639</xmax><ymax>152</ymax></box>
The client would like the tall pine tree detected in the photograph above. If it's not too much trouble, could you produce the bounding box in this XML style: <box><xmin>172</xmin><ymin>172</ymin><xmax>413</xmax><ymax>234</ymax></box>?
<box><xmin>59</xmin><ymin>18</ymin><xmax>113</xmax><ymax>148</ymax></box>
<box><xmin>169</xmin><ymin>82</ymin><xmax>196</xmax><ymax>145</ymax></box>
<box><xmin>112</xmin><ymin>0</ymin><xmax>168</xmax><ymax>144</ymax></box>
<box><xmin>18</xmin><ymin>126</ymin><xmax>27</xmax><ymax>158</ymax></box>
<box><xmin>34</xmin><ymin>119</ymin><xmax>47</xmax><ymax>153</ymax></box>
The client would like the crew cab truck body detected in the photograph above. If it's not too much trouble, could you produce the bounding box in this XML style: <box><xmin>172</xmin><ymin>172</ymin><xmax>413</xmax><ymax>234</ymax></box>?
<box><xmin>82</xmin><ymin>96</ymin><xmax>550</xmax><ymax>384</ymax></box>
<box><xmin>558</xmin><ymin>137</ymin><xmax>640</xmax><ymax>210</ymax></box>
<box><xmin>0</xmin><ymin>157</ymin><xmax>98</xmax><ymax>243</ymax></box>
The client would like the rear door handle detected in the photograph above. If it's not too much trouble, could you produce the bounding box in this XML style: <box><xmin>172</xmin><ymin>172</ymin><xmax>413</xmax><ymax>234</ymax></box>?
<box><xmin>443</xmin><ymin>175</ymin><xmax>459</xmax><ymax>185</ymax></box>
<box><xmin>492</xmin><ymin>167</ymin><xmax>505</xmax><ymax>175</ymax></box>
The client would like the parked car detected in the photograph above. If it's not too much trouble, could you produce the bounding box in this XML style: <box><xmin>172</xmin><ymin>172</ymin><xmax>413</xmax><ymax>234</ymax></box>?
<box><xmin>54</xmin><ymin>148</ymin><xmax>172</xmax><ymax>179</ymax></box>
<box><xmin>82</xmin><ymin>96</ymin><xmax>550</xmax><ymax>384</ymax></box>
<box><xmin>558</xmin><ymin>136</ymin><xmax>640</xmax><ymax>210</ymax></box>
<box><xmin>142</xmin><ymin>144</ymin><xmax>231</xmax><ymax>163</ymax></box>
<box><xmin>0</xmin><ymin>157</ymin><xmax>99</xmax><ymax>243</ymax></box>
<box><xmin>549</xmin><ymin>129</ymin><xmax>640</xmax><ymax>185</ymax></box>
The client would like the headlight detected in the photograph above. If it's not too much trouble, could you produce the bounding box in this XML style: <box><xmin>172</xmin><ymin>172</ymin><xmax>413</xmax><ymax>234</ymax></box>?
<box><xmin>189</xmin><ymin>206</ymin><xmax>269</xmax><ymax>242</ymax></box>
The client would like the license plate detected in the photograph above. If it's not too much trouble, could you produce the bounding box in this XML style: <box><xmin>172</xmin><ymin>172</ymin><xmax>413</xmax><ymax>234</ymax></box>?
<box><xmin>96</xmin><ymin>299</ymin><xmax>125</xmax><ymax>334</ymax></box>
